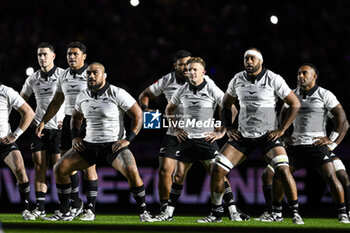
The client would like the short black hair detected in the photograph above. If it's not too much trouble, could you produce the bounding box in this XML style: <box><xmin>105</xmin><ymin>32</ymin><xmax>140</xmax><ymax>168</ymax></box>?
<box><xmin>37</xmin><ymin>42</ymin><xmax>55</xmax><ymax>52</ymax></box>
<box><xmin>173</xmin><ymin>50</ymin><xmax>191</xmax><ymax>62</ymax></box>
<box><xmin>66</xmin><ymin>41</ymin><xmax>87</xmax><ymax>54</ymax></box>
<box><xmin>301</xmin><ymin>63</ymin><xmax>319</xmax><ymax>76</ymax></box>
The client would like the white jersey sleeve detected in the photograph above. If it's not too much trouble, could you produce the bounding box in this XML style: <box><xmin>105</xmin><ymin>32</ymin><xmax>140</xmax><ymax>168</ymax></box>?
<box><xmin>21</xmin><ymin>75</ymin><xmax>34</xmax><ymax>97</ymax></box>
<box><xmin>272</xmin><ymin>75</ymin><xmax>292</xmax><ymax>100</ymax></box>
<box><xmin>74</xmin><ymin>92</ymin><xmax>84</xmax><ymax>114</ymax></box>
<box><xmin>323</xmin><ymin>90</ymin><xmax>340</xmax><ymax>110</ymax></box>
<box><xmin>226</xmin><ymin>77</ymin><xmax>237</xmax><ymax>98</ymax></box>
<box><xmin>56</xmin><ymin>72</ymin><xmax>63</xmax><ymax>93</ymax></box>
<box><xmin>211</xmin><ymin>83</ymin><xmax>225</xmax><ymax>107</ymax></box>
<box><xmin>116</xmin><ymin>88</ymin><xmax>137</xmax><ymax>112</ymax></box>
<box><xmin>8</xmin><ymin>87</ymin><xmax>25</xmax><ymax>110</ymax></box>
<box><xmin>149</xmin><ymin>76</ymin><xmax>167</xmax><ymax>97</ymax></box>
<box><xmin>170</xmin><ymin>86</ymin><xmax>184</xmax><ymax>106</ymax></box>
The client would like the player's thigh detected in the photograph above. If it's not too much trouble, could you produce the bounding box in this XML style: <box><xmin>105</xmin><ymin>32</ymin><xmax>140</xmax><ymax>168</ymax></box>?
<box><xmin>159</xmin><ymin>156</ymin><xmax>176</xmax><ymax>174</ymax></box>
<box><xmin>55</xmin><ymin>149</ymin><xmax>91</xmax><ymax>175</ymax></box>
<box><xmin>4</xmin><ymin>150</ymin><xmax>26</xmax><ymax>171</ymax></box>
<box><xmin>112</xmin><ymin>149</ymin><xmax>139</xmax><ymax>177</ymax></box>
<box><xmin>265</xmin><ymin>146</ymin><xmax>287</xmax><ymax>162</ymax></box>
<box><xmin>220</xmin><ymin>143</ymin><xmax>246</xmax><ymax>166</ymax></box>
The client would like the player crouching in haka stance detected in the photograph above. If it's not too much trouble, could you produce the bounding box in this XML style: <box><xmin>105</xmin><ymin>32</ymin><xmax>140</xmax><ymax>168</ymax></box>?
<box><xmin>48</xmin><ymin>62</ymin><xmax>154</xmax><ymax>222</ymax></box>
<box><xmin>154</xmin><ymin>57</ymin><xmax>248</xmax><ymax>222</ymax></box>
<box><xmin>199</xmin><ymin>48</ymin><xmax>304</xmax><ymax>224</ymax></box>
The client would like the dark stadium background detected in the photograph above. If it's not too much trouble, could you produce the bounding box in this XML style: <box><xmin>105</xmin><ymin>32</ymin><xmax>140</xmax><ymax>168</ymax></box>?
<box><xmin>0</xmin><ymin>0</ymin><xmax>349</xmax><ymax>217</ymax></box>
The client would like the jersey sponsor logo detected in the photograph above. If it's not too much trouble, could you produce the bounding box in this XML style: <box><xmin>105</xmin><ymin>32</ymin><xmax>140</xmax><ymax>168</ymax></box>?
<box><xmin>323</xmin><ymin>155</ymin><xmax>329</xmax><ymax>160</ymax></box>
<box><xmin>70</xmin><ymin>85</ymin><xmax>78</xmax><ymax>88</ymax></box>
<box><xmin>143</xmin><ymin>111</ymin><xmax>161</xmax><ymax>129</ymax></box>
<box><xmin>175</xmin><ymin>151</ymin><xmax>180</xmax><ymax>156</ymax></box>
<box><xmin>247</xmin><ymin>91</ymin><xmax>257</xmax><ymax>95</ymax></box>
<box><xmin>91</xmin><ymin>106</ymin><xmax>99</xmax><ymax>110</ymax></box>
<box><xmin>191</xmin><ymin>101</ymin><xmax>199</xmax><ymax>105</ymax></box>
<box><xmin>41</xmin><ymin>88</ymin><xmax>51</xmax><ymax>92</ymax></box>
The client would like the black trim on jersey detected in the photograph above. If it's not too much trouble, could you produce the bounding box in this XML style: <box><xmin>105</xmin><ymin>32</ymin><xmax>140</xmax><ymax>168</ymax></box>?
<box><xmin>69</xmin><ymin>63</ymin><xmax>88</xmax><ymax>77</ymax></box>
<box><xmin>40</xmin><ymin>65</ymin><xmax>57</xmax><ymax>81</ymax></box>
<box><xmin>244</xmin><ymin>67</ymin><xmax>267</xmax><ymax>83</ymax></box>
<box><xmin>88</xmin><ymin>82</ymin><xmax>110</xmax><ymax>99</ymax></box>
<box><xmin>188</xmin><ymin>79</ymin><xmax>207</xmax><ymax>94</ymax></box>
<box><xmin>173</xmin><ymin>72</ymin><xmax>186</xmax><ymax>85</ymax></box>
<box><xmin>300</xmin><ymin>84</ymin><xmax>319</xmax><ymax>99</ymax></box>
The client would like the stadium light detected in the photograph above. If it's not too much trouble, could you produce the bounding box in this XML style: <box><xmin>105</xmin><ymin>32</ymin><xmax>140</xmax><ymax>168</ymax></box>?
<box><xmin>130</xmin><ymin>0</ymin><xmax>139</xmax><ymax>7</ymax></box>
<box><xmin>26</xmin><ymin>67</ymin><xmax>34</xmax><ymax>76</ymax></box>
<box><xmin>270</xmin><ymin>15</ymin><xmax>278</xmax><ymax>24</ymax></box>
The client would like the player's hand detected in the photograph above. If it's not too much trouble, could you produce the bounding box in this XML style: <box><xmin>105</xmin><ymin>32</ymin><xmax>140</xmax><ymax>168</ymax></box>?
<box><xmin>2</xmin><ymin>133</ymin><xmax>17</xmax><ymax>144</ymax></box>
<box><xmin>205</xmin><ymin>127</ymin><xmax>226</xmax><ymax>143</ymax></box>
<box><xmin>112</xmin><ymin>139</ymin><xmax>130</xmax><ymax>152</ymax></box>
<box><xmin>36</xmin><ymin>122</ymin><xmax>45</xmax><ymax>138</ymax></box>
<box><xmin>174</xmin><ymin>128</ymin><xmax>188</xmax><ymax>142</ymax></box>
<box><xmin>313</xmin><ymin>136</ymin><xmax>332</xmax><ymax>147</ymax></box>
<box><xmin>227</xmin><ymin>128</ymin><xmax>241</xmax><ymax>141</ymax></box>
<box><xmin>267</xmin><ymin>129</ymin><xmax>284</xmax><ymax>142</ymax></box>
<box><xmin>57</xmin><ymin>121</ymin><xmax>63</xmax><ymax>130</ymax></box>
<box><xmin>72</xmin><ymin>137</ymin><xmax>86</xmax><ymax>152</ymax></box>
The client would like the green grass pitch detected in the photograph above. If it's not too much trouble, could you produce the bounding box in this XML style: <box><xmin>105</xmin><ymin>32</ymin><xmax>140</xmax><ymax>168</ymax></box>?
<box><xmin>1</xmin><ymin>213</ymin><xmax>349</xmax><ymax>233</ymax></box>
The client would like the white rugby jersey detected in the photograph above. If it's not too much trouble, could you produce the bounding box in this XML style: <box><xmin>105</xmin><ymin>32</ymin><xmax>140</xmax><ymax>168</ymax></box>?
<box><xmin>0</xmin><ymin>84</ymin><xmax>25</xmax><ymax>138</ymax></box>
<box><xmin>288</xmin><ymin>85</ymin><xmax>339</xmax><ymax>145</ymax></box>
<box><xmin>75</xmin><ymin>83</ymin><xmax>136</xmax><ymax>143</ymax></box>
<box><xmin>171</xmin><ymin>79</ymin><xmax>224</xmax><ymax>139</ymax></box>
<box><xmin>21</xmin><ymin>66</ymin><xmax>65</xmax><ymax>130</ymax></box>
<box><xmin>56</xmin><ymin>64</ymin><xmax>88</xmax><ymax>115</ymax></box>
<box><xmin>149</xmin><ymin>72</ymin><xmax>213</xmax><ymax>136</ymax></box>
<box><xmin>227</xmin><ymin>68</ymin><xmax>292</xmax><ymax>138</ymax></box>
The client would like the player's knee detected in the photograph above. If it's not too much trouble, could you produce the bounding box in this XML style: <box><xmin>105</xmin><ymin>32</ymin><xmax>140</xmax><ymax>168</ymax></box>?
<box><xmin>53</xmin><ymin>162</ymin><xmax>67</xmax><ymax>178</ymax></box>
<box><xmin>173</xmin><ymin>171</ymin><xmax>185</xmax><ymax>184</ymax></box>
<box><xmin>262</xmin><ymin>166</ymin><xmax>274</xmax><ymax>185</ymax></box>
<box><xmin>159</xmin><ymin>164</ymin><xmax>173</xmax><ymax>178</ymax></box>
<box><xmin>214</xmin><ymin>154</ymin><xmax>233</xmax><ymax>174</ymax></box>
<box><xmin>124</xmin><ymin>165</ymin><xmax>140</xmax><ymax>180</ymax></box>
<box><xmin>336</xmin><ymin>170</ymin><xmax>350</xmax><ymax>186</ymax></box>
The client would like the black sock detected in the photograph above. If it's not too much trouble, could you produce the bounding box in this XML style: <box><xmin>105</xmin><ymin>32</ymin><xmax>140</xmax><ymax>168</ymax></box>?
<box><xmin>288</xmin><ymin>199</ymin><xmax>299</xmax><ymax>214</ymax></box>
<box><xmin>344</xmin><ymin>185</ymin><xmax>350</xmax><ymax>210</ymax></box>
<box><xmin>18</xmin><ymin>182</ymin><xmax>30</xmax><ymax>211</ymax></box>
<box><xmin>223</xmin><ymin>181</ymin><xmax>236</xmax><ymax>207</ymax></box>
<box><xmin>337</xmin><ymin>202</ymin><xmax>347</xmax><ymax>215</ymax></box>
<box><xmin>263</xmin><ymin>185</ymin><xmax>273</xmax><ymax>213</ymax></box>
<box><xmin>35</xmin><ymin>191</ymin><xmax>46</xmax><ymax>211</ymax></box>
<box><xmin>130</xmin><ymin>185</ymin><xmax>147</xmax><ymax>214</ymax></box>
<box><xmin>70</xmin><ymin>173</ymin><xmax>81</xmax><ymax>208</ymax></box>
<box><xmin>211</xmin><ymin>204</ymin><xmax>224</xmax><ymax>218</ymax></box>
<box><xmin>169</xmin><ymin>183</ymin><xmax>183</xmax><ymax>207</ymax></box>
<box><xmin>56</xmin><ymin>183</ymin><xmax>72</xmax><ymax>214</ymax></box>
<box><xmin>86</xmin><ymin>179</ymin><xmax>98</xmax><ymax>213</ymax></box>
<box><xmin>160</xmin><ymin>199</ymin><xmax>168</xmax><ymax>212</ymax></box>
<box><xmin>272</xmin><ymin>201</ymin><xmax>282</xmax><ymax>214</ymax></box>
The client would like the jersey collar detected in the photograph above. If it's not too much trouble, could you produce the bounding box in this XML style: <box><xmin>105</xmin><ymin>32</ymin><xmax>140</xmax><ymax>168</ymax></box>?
<box><xmin>89</xmin><ymin>82</ymin><xmax>110</xmax><ymax>99</ymax></box>
<box><xmin>40</xmin><ymin>65</ymin><xmax>57</xmax><ymax>81</ymax></box>
<box><xmin>69</xmin><ymin>63</ymin><xmax>88</xmax><ymax>77</ymax></box>
<box><xmin>188</xmin><ymin>79</ymin><xmax>207</xmax><ymax>94</ymax></box>
<box><xmin>300</xmin><ymin>84</ymin><xmax>319</xmax><ymax>99</ymax></box>
<box><xmin>244</xmin><ymin>67</ymin><xmax>267</xmax><ymax>83</ymax></box>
